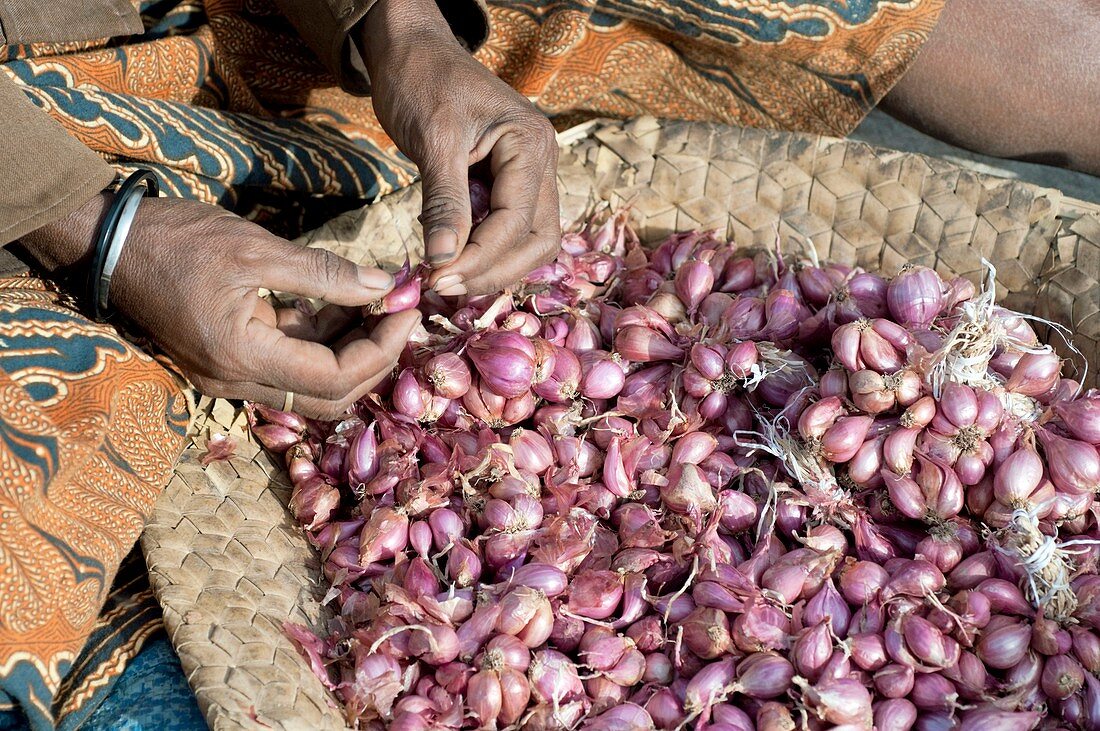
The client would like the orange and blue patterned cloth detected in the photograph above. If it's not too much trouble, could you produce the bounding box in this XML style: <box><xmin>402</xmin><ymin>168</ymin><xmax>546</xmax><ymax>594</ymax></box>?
<box><xmin>0</xmin><ymin>279</ymin><xmax>189</xmax><ymax>730</ymax></box>
<box><xmin>1</xmin><ymin>0</ymin><xmax>944</xmax><ymax>236</ymax></box>
<box><xmin>0</xmin><ymin>0</ymin><xmax>943</xmax><ymax>727</ymax></box>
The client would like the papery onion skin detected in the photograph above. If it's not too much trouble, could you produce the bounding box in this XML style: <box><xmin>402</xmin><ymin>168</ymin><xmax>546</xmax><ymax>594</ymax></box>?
<box><xmin>368</xmin><ymin>262</ymin><xmax>423</xmax><ymax>315</ymax></box>
<box><xmin>1038</xmin><ymin>428</ymin><xmax>1100</xmax><ymax>494</ymax></box>
<box><xmin>424</xmin><ymin>352</ymin><xmax>472</xmax><ymax>399</ymax></box>
<box><xmin>977</xmin><ymin>621</ymin><xmax>1032</xmax><ymax>670</ymax></box>
<box><xmin>873</xmin><ymin>698</ymin><xmax>918</xmax><ymax>731</ymax></box>
<box><xmin>252</xmin><ymin>423</ymin><xmax>304</xmax><ymax>454</ymax></box>
<box><xmin>798</xmin><ymin>676</ymin><xmax>874</xmax><ymax>726</ymax></box>
<box><xmin>792</xmin><ymin>622</ymin><xmax>832</xmax><ymax>681</ymax></box>
<box><xmin>683</xmin><ymin>658</ymin><xmax>736</xmax><ymax>717</ymax></box>
<box><xmin>645</xmin><ymin>688</ymin><xmax>683</xmax><ymax>729</ymax></box>
<box><xmin>1006</xmin><ymin>351</ymin><xmax>1061</xmax><ymax>396</ymax></box>
<box><xmin>1041</xmin><ymin>654</ymin><xmax>1084</xmax><ymax>700</ymax></box>
<box><xmin>733</xmin><ymin>651</ymin><xmax>794</xmax><ymax>699</ymax></box>
<box><xmin>1054</xmin><ymin>395</ymin><xmax>1100</xmax><ymax>444</ymax></box>
<box><xmin>528</xmin><ymin>649</ymin><xmax>583</xmax><ymax>705</ymax></box>
<box><xmin>1071</xmin><ymin>626</ymin><xmax>1100</xmax><ymax>673</ymax></box>
<box><xmin>272</xmin><ymin>210</ymin><xmax>1100</xmax><ymax>730</ymax></box>
<box><xmin>887</xmin><ymin>265</ymin><xmax>944</xmax><ymax>327</ymax></box>
<box><xmin>467</xmin><ymin>332</ymin><xmax>537</xmax><ymax>398</ymax></box>
<box><xmin>467</xmin><ymin>670</ymin><xmax>502</xmax><ymax>728</ymax></box>
<box><xmin>681</xmin><ymin>607</ymin><xmax>732</xmax><ymax>659</ymax></box>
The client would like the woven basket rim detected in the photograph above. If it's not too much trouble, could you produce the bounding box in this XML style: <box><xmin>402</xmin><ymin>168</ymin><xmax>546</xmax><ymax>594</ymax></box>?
<box><xmin>143</xmin><ymin>117</ymin><xmax>1100</xmax><ymax>731</ymax></box>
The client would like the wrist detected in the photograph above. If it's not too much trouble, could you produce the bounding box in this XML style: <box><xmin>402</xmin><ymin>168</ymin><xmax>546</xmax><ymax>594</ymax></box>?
<box><xmin>359</xmin><ymin>0</ymin><xmax>460</xmax><ymax>74</ymax></box>
<box><xmin>21</xmin><ymin>192</ymin><xmax>113</xmax><ymax>274</ymax></box>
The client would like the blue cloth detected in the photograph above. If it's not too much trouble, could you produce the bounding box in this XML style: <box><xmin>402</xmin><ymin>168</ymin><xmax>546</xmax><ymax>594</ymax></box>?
<box><xmin>81</xmin><ymin>638</ymin><xmax>205</xmax><ymax>731</ymax></box>
<box><xmin>0</xmin><ymin>711</ymin><xmax>25</xmax><ymax>731</ymax></box>
<box><xmin>0</xmin><ymin>637</ymin><xmax>204</xmax><ymax>731</ymax></box>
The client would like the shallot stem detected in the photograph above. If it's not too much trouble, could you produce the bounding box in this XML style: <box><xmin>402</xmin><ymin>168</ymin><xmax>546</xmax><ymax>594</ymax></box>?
<box><xmin>270</xmin><ymin>209</ymin><xmax>1100</xmax><ymax>731</ymax></box>
<box><xmin>662</xmin><ymin>555</ymin><xmax>699</xmax><ymax>625</ymax></box>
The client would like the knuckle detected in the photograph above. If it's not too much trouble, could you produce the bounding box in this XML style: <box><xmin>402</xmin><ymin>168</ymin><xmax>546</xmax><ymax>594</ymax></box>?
<box><xmin>419</xmin><ymin>194</ymin><xmax>465</xmax><ymax>227</ymax></box>
<box><xmin>232</xmin><ymin>239</ymin><xmax>272</xmax><ymax>273</ymax></box>
<box><xmin>315</xmin><ymin>402</ymin><xmax>348</xmax><ymax>422</ymax></box>
<box><xmin>305</xmin><ymin>248</ymin><xmax>345</xmax><ymax>288</ymax></box>
<box><xmin>524</xmin><ymin>116</ymin><xmax>557</xmax><ymax>158</ymax></box>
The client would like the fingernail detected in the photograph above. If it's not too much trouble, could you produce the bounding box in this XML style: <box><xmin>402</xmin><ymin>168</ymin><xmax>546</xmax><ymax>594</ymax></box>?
<box><xmin>437</xmin><ymin>283</ymin><xmax>467</xmax><ymax>297</ymax></box>
<box><xmin>358</xmin><ymin>267</ymin><xmax>394</xmax><ymax>290</ymax></box>
<box><xmin>434</xmin><ymin>273</ymin><xmax>462</xmax><ymax>289</ymax></box>
<box><xmin>427</xmin><ymin>228</ymin><xmax>458</xmax><ymax>264</ymax></box>
<box><xmin>434</xmin><ymin>274</ymin><xmax>466</xmax><ymax>297</ymax></box>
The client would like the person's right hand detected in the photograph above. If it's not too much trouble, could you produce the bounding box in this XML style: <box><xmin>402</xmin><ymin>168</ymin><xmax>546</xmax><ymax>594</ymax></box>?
<box><xmin>360</xmin><ymin>0</ymin><xmax>562</xmax><ymax>298</ymax></box>
<box><xmin>23</xmin><ymin>194</ymin><xmax>418</xmax><ymax>420</ymax></box>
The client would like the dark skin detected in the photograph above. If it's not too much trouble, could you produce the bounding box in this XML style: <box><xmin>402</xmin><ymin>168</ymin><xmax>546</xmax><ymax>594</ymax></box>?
<box><xmin>882</xmin><ymin>0</ymin><xmax>1100</xmax><ymax>177</ymax></box>
<box><xmin>19</xmin><ymin>0</ymin><xmax>1097</xmax><ymax>421</ymax></box>
<box><xmin>362</xmin><ymin>0</ymin><xmax>560</xmax><ymax>295</ymax></box>
<box><xmin>20</xmin><ymin>0</ymin><xmax>560</xmax><ymax>421</ymax></box>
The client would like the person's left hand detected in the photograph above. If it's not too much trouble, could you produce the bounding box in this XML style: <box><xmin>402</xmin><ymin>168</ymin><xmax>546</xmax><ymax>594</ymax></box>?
<box><xmin>360</xmin><ymin>0</ymin><xmax>561</xmax><ymax>297</ymax></box>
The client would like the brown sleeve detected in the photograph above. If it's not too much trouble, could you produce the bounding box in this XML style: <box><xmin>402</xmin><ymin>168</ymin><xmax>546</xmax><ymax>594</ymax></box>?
<box><xmin>0</xmin><ymin>0</ymin><xmax>143</xmax><ymax>45</ymax></box>
<box><xmin>0</xmin><ymin>75</ymin><xmax>117</xmax><ymax>247</ymax></box>
<box><xmin>271</xmin><ymin>0</ymin><xmax>490</xmax><ymax>96</ymax></box>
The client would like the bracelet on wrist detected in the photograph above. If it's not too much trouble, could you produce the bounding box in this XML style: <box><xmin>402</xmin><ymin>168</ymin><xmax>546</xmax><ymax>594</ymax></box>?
<box><xmin>88</xmin><ymin>169</ymin><xmax>159</xmax><ymax>322</ymax></box>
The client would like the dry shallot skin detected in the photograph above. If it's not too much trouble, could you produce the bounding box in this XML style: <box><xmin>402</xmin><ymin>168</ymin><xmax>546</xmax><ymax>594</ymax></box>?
<box><xmin>365</xmin><ymin>260</ymin><xmax>423</xmax><ymax>315</ymax></box>
<box><xmin>1054</xmin><ymin>395</ymin><xmax>1100</xmax><ymax>444</ymax></box>
<box><xmin>273</xmin><ymin>208</ymin><xmax>1100</xmax><ymax>729</ymax></box>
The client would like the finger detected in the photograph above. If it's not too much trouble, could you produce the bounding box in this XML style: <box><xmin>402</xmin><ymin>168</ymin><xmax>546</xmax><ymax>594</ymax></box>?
<box><xmin>427</xmin><ymin>121</ymin><xmax>555</xmax><ymax>293</ymax></box>
<box><xmin>461</xmin><ymin>229</ymin><xmax>561</xmax><ymax>296</ymax></box>
<box><xmin>247</xmin><ymin>239</ymin><xmax>395</xmax><ymax>306</ymax></box>
<box><xmin>444</xmin><ymin>172</ymin><xmax>561</xmax><ymax>296</ymax></box>
<box><xmin>190</xmin><ymin>373</ymin><xmax>362</xmax><ymax>422</ymax></box>
<box><xmin>249</xmin><ymin>309</ymin><xmax>420</xmax><ymax>400</ymax></box>
<box><xmin>276</xmin><ymin>303</ymin><xmax>359</xmax><ymax>344</ymax></box>
<box><xmin>418</xmin><ymin>143</ymin><xmax>473</xmax><ymax>267</ymax></box>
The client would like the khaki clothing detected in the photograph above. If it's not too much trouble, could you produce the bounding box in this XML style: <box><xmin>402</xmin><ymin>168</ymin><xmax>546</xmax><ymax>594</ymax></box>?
<box><xmin>0</xmin><ymin>0</ymin><xmax>487</xmax><ymax>248</ymax></box>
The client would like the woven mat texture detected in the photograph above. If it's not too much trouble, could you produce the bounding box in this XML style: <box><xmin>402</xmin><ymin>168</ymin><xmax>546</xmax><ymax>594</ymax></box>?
<box><xmin>142</xmin><ymin>117</ymin><xmax>1100</xmax><ymax>730</ymax></box>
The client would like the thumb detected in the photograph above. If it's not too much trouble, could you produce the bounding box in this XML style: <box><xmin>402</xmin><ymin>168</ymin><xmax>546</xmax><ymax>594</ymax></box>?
<box><xmin>257</xmin><ymin>241</ymin><xmax>395</xmax><ymax>306</ymax></box>
<box><xmin>417</xmin><ymin>148</ymin><xmax>472</xmax><ymax>267</ymax></box>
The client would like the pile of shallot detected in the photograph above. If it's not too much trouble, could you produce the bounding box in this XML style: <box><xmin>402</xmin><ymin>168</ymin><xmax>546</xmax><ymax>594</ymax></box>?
<box><xmin>251</xmin><ymin>185</ymin><xmax>1100</xmax><ymax>730</ymax></box>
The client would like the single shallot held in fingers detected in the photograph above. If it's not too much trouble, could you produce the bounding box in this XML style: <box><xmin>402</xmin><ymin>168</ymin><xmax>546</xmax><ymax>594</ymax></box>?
<box><xmin>366</xmin><ymin>260</ymin><xmax>423</xmax><ymax>315</ymax></box>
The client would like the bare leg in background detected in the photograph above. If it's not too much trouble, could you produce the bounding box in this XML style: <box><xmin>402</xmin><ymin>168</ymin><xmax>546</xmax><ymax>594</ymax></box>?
<box><xmin>880</xmin><ymin>0</ymin><xmax>1100</xmax><ymax>177</ymax></box>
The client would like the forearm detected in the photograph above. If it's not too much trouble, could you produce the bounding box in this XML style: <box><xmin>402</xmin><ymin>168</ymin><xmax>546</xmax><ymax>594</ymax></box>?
<box><xmin>20</xmin><ymin>192</ymin><xmax>109</xmax><ymax>275</ymax></box>
<box><xmin>271</xmin><ymin>0</ymin><xmax>488</xmax><ymax>94</ymax></box>
<box><xmin>359</xmin><ymin>0</ymin><xmax>461</xmax><ymax>76</ymax></box>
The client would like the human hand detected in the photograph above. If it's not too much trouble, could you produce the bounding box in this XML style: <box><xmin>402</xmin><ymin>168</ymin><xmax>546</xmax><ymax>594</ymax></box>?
<box><xmin>360</xmin><ymin>0</ymin><xmax>561</xmax><ymax>297</ymax></box>
<box><xmin>23</xmin><ymin>194</ymin><xmax>418</xmax><ymax>420</ymax></box>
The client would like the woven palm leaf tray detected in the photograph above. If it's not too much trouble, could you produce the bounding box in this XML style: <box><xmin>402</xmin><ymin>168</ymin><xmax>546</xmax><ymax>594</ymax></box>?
<box><xmin>140</xmin><ymin>117</ymin><xmax>1100</xmax><ymax>730</ymax></box>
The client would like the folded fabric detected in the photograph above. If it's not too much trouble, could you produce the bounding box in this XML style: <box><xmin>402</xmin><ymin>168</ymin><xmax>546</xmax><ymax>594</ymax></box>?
<box><xmin>0</xmin><ymin>1</ymin><xmax>944</xmax><ymax>725</ymax></box>
<box><xmin>0</xmin><ymin>277</ymin><xmax>189</xmax><ymax>729</ymax></box>
<box><xmin>79</xmin><ymin>636</ymin><xmax>205</xmax><ymax>731</ymax></box>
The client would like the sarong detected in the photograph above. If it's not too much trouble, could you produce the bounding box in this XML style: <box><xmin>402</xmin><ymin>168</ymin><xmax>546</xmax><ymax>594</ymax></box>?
<box><xmin>0</xmin><ymin>0</ymin><xmax>943</xmax><ymax>726</ymax></box>
<box><xmin>2</xmin><ymin>0</ymin><xmax>944</xmax><ymax>236</ymax></box>
<box><xmin>0</xmin><ymin>279</ymin><xmax>188</xmax><ymax>730</ymax></box>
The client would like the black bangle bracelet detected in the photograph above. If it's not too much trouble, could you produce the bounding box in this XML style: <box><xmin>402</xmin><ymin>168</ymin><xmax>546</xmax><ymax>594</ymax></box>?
<box><xmin>88</xmin><ymin>169</ymin><xmax>159</xmax><ymax>322</ymax></box>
